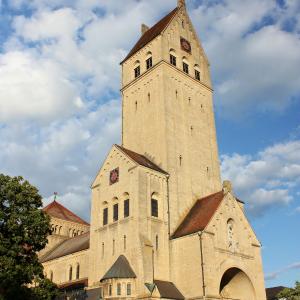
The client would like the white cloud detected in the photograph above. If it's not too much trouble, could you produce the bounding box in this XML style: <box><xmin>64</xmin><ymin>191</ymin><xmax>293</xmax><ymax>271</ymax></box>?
<box><xmin>221</xmin><ymin>140</ymin><xmax>300</xmax><ymax>216</ymax></box>
<box><xmin>265</xmin><ymin>262</ymin><xmax>300</xmax><ymax>281</ymax></box>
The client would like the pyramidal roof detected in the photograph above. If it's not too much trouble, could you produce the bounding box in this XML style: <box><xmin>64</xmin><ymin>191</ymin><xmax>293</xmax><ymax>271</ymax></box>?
<box><xmin>121</xmin><ymin>7</ymin><xmax>179</xmax><ymax>63</ymax></box>
<box><xmin>43</xmin><ymin>200</ymin><xmax>89</xmax><ymax>226</ymax></box>
<box><xmin>100</xmin><ymin>255</ymin><xmax>136</xmax><ymax>282</ymax></box>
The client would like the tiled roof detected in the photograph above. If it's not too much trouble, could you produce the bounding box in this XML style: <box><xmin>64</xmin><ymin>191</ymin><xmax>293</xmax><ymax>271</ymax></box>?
<box><xmin>115</xmin><ymin>145</ymin><xmax>168</xmax><ymax>175</ymax></box>
<box><xmin>100</xmin><ymin>255</ymin><xmax>136</xmax><ymax>282</ymax></box>
<box><xmin>43</xmin><ymin>200</ymin><xmax>89</xmax><ymax>226</ymax></box>
<box><xmin>58</xmin><ymin>278</ymin><xmax>88</xmax><ymax>290</ymax></box>
<box><xmin>154</xmin><ymin>280</ymin><xmax>185</xmax><ymax>300</ymax></box>
<box><xmin>121</xmin><ymin>7</ymin><xmax>179</xmax><ymax>63</ymax></box>
<box><xmin>172</xmin><ymin>191</ymin><xmax>224</xmax><ymax>239</ymax></box>
<box><xmin>40</xmin><ymin>232</ymin><xmax>90</xmax><ymax>262</ymax></box>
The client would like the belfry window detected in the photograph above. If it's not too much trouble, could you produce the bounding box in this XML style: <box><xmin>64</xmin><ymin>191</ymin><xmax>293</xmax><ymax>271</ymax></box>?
<box><xmin>183</xmin><ymin>62</ymin><xmax>189</xmax><ymax>74</ymax></box>
<box><xmin>113</xmin><ymin>203</ymin><xmax>119</xmax><ymax>222</ymax></box>
<box><xmin>146</xmin><ymin>57</ymin><xmax>153</xmax><ymax>69</ymax></box>
<box><xmin>151</xmin><ymin>198</ymin><xmax>158</xmax><ymax>218</ymax></box>
<box><xmin>103</xmin><ymin>207</ymin><xmax>108</xmax><ymax>226</ymax></box>
<box><xmin>134</xmin><ymin>66</ymin><xmax>140</xmax><ymax>78</ymax></box>
<box><xmin>124</xmin><ymin>199</ymin><xmax>130</xmax><ymax>218</ymax></box>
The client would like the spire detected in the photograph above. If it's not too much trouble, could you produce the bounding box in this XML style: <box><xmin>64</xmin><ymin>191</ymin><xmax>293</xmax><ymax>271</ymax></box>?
<box><xmin>53</xmin><ymin>192</ymin><xmax>58</xmax><ymax>202</ymax></box>
<box><xmin>178</xmin><ymin>0</ymin><xmax>186</xmax><ymax>7</ymax></box>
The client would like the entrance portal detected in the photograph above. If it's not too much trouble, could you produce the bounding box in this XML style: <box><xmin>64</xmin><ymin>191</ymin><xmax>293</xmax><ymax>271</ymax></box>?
<box><xmin>219</xmin><ymin>268</ymin><xmax>256</xmax><ymax>300</ymax></box>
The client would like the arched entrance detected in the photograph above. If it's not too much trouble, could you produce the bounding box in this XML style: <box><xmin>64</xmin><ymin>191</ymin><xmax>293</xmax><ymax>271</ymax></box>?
<box><xmin>219</xmin><ymin>268</ymin><xmax>256</xmax><ymax>300</ymax></box>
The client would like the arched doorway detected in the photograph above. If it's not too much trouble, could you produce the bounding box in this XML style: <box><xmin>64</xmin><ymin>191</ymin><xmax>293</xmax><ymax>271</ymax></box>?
<box><xmin>219</xmin><ymin>268</ymin><xmax>256</xmax><ymax>300</ymax></box>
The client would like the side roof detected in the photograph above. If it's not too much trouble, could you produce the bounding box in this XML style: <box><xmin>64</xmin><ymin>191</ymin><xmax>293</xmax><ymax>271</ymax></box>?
<box><xmin>100</xmin><ymin>255</ymin><xmax>136</xmax><ymax>282</ymax></box>
<box><xmin>154</xmin><ymin>280</ymin><xmax>185</xmax><ymax>300</ymax></box>
<box><xmin>121</xmin><ymin>7</ymin><xmax>179</xmax><ymax>64</ymax></box>
<box><xmin>43</xmin><ymin>200</ymin><xmax>89</xmax><ymax>226</ymax></box>
<box><xmin>40</xmin><ymin>232</ymin><xmax>90</xmax><ymax>263</ymax></box>
<box><xmin>172</xmin><ymin>191</ymin><xmax>224</xmax><ymax>239</ymax></box>
<box><xmin>115</xmin><ymin>145</ymin><xmax>168</xmax><ymax>175</ymax></box>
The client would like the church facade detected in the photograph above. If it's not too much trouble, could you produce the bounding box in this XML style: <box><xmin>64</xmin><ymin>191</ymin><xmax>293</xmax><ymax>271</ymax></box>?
<box><xmin>40</xmin><ymin>1</ymin><xmax>267</xmax><ymax>299</ymax></box>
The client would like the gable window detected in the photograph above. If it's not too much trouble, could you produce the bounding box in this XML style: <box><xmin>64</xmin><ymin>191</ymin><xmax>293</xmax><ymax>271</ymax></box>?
<box><xmin>76</xmin><ymin>264</ymin><xmax>80</xmax><ymax>280</ymax></box>
<box><xmin>113</xmin><ymin>203</ymin><xmax>119</xmax><ymax>222</ymax></box>
<box><xmin>117</xmin><ymin>283</ymin><xmax>121</xmax><ymax>296</ymax></box>
<box><xmin>127</xmin><ymin>283</ymin><xmax>132</xmax><ymax>296</ymax></box>
<box><xmin>134</xmin><ymin>66</ymin><xmax>140</xmax><ymax>78</ymax></box>
<box><xmin>195</xmin><ymin>70</ymin><xmax>200</xmax><ymax>81</ymax></box>
<box><xmin>146</xmin><ymin>57</ymin><xmax>153</xmax><ymax>69</ymax></box>
<box><xmin>124</xmin><ymin>199</ymin><xmax>130</xmax><ymax>218</ymax></box>
<box><xmin>151</xmin><ymin>198</ymin><xmax>158</xmax><ymax>218</ymax></box>
<box><xmin>183</xmin><ymin>62</ymin><xmax>189</xmax><ymax>74</ymax></box>
<box><xmin>103</xmin><ymin>208</ymin><xmax>108</xmax><ymax>226</ymax></box>
<box><xmin>170</xmin><ymin>54</ymin><xmax>177</xmax><ymax>66</ymax></box>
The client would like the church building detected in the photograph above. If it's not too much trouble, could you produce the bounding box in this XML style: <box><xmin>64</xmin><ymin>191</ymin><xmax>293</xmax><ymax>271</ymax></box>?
<box><xmin>40</xmin><ymin>1</ymin><xmax>267</xmax><ymax>299</ymax></box>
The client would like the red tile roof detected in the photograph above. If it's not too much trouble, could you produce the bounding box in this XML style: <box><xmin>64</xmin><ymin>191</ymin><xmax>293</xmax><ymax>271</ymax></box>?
<box><xmin>121</xmin><ymin>7</ymin><xmax>179</xmax><ymax>63</ymax></box>
<box><xmin>172</xmin><ymin>191</ymin><xmax>224</xmax><ymax>239</ymax></box>
<box><xmin>43</xmin><ymin>200</ymin><xmax>89</xmax><ymax>226</ymax></box>
<box><xmin>115</xmin><ymin>145</ymin><xmax>168</xmax><ymax>175</ymax></box>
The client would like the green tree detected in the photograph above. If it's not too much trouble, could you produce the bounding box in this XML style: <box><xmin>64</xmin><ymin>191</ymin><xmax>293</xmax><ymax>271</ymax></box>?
<box><xmin>0</xmin><ymin>174</ymin><xmax>59</xmax><ymax>300</ymax></box>
<box><xmin>278</xmin><ymin>281</ymin><xmax>300</xmax><ymax>300</ymax></box>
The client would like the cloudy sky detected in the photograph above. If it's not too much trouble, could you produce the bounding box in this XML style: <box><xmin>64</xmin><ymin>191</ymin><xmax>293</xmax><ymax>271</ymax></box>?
<box><xmin>0</xmin><ymin>0</ymin><xmax>299</xmax><ymax>289</ymax></box>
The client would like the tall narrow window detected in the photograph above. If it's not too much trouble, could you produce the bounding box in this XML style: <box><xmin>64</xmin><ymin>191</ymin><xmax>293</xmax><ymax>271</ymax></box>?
<box><xmin>76</xmin><ymin>264</ymin><xmax>80</xmax><ymax>280</ymax></box>
<box><xmin>146</xmin><ymin>57</ymin><xmax>153</xmax><ymax>69</ymax></box>
<box><xmin>50</xmin><ymin>271</ymin><xmax>53</xmax><ymax>282</ymax></box>
<box><xmin>117</xmin><ymin>283</ymin><xmax>121</xmax><ymax>296</ymax></box>
<box><xmin>127</xmin><ymin>283</ymin><xmax>132</xmax><ymax>296</ymax></box>
<box><xmin>183</xmin><ymin>62</ymin><xmax>189</xmax><ymax>74</ymax></box>
<box><xmin>102</xmin><ymin>242</ymin><xmax>105</xmax><ymax>259</ymax></box>
<box><xmin>124</xmin><ymin>199</ymin><xmax>130</xmax><ymax>218</ymax></box>
<box><xmin>113</xmin><ymin>203</ymin><xmax>119</xmax><ymax>222</ymax></box>
<box><xmin>109</xmin><ymin>285</ymin><xmax>112</xmax><ymax>296</ymax></box>
<box><xmin>156</xmin><ymin>235</ymin><xmax>159</xmax><ymax>251</ymax></box>
<box><xmin>113</xmin><ymin>239</ymin><xmax>115</xmax><ymax>256</ymax></box>
<box><xmin>195</xmin><ymin>69</ymin><xmax>200</xmax><ymax>81</ymax></box>
<box><xmin>170</xmin><ymin>54</ymin><xmax>177</xmax><ymax>66</ymax></box>
<box><xmin>124</xmin><ymin>235</ymin><xmax>127</xmax><ymax>251</ymax></box>
<box><xmin>134</xmin><ymin>66</ymin><xmax>140</xmax><ymax>78</ymax></box>
<box><xmin>103</xmin><ymin>208</ymin><xmax>108</xmax><ymax>226</ymax></box>
<box><xmin>69</xmin><ymin>266</ymin><xmax>72</xmax><ymax>281</ymax></box>
<box><xmin>151</xmin><ymin>199</ymin><xmax>158</xmax><ymax>218</ymax></box>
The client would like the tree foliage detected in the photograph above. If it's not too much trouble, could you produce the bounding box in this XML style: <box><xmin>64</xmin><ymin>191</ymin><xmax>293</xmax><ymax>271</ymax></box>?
<box><xmin>278</xmin><ymin>281</ymin><xmax>300</xmax><ymax>300</ymax></box>
<box><xmin>0</xmin><ymin>174</ymin><xmax>59</xmax><ymax>300</ymax></box>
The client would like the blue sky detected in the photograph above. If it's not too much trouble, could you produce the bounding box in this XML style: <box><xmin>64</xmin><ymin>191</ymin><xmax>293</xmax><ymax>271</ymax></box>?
<box><xmin>0</xmin><ymin>0</ymin><xmax>299</xmax><ymax>289</ymax></box>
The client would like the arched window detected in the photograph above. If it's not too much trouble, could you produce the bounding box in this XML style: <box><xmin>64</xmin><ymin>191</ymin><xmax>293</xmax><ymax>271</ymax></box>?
<box><xmin>113</xmin><ymin>203</ymin><xmax>119</xmax><ymax>222</ymax></box>
<box><xmin>103</xmin><ymin>207</ymin><xmax>108</xmax><ymax>226</ymax></box>
<box><xmin>146</xmin><ymin>52</ymin><xmax>153</xmax><ymax>70</ymax></box>
<box><xmin>151</xmin><ymin>193</ymin><xmax>159</xmax><ymax>218</ymax></box>
<box><xmin>169</xmin><ymin>49</ymin><xmax>177</xmax><ymax>66</ymax></box>
<box><xmin>194</xmin><ymin>64</ymin><xmax>201</xmax><ymax>81</ymax></box>
<box><xmin>69</xmin><ymin>266</ymin><xmax>73</xmax><ymax>281</ymax></box>
<box><xmin>227</xmin><ymin>219</ymin><xmax>234</xmax><ymax>251</ymax></box>
<box><xmin>182</xmin><ymin>57</ymin><xmax>189</xmax><ymax>74</ymax></box>
<box><xmin>76</xmin><ymin>264</ymin><xmax>80</xmax><ymax>280</ymax></box>
<box><xmin>134</xmin><ymin>60</ymin><xmax>141</xmax><ymax>78</ymax></box>
<box><xmin>109</xmin><ymin>285</ymin><xmax>112</xmax><ymax>296</ymax></box>
<box><xmin>127</xmin><ymin>283</ymin><xmax>132</xmax><ymax>295</ymax></box>
<box><xmin>117</xmin><ymin>283</ymin><xmax>121</xmax><ymax>296</ymax></box>
<box><xmin>124</xmin><ymin>193</ymin><xmax>130</xmax><ymax>218</ymax></box>
<box><xmin>50</xmin><ymin>271</ymin><xmax>53</xmax><ymax>282</ymax></box>
<box><xmin>58</xmin><ymin>226</ymin><xmax>62</xmax><ymax>235</ymax></box>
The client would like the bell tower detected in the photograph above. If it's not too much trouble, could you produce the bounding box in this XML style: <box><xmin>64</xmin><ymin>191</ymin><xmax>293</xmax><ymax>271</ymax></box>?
<box><xmin>121</xmin><ymin>2</ymin><xmax>222</xmax><ymax>231</ymax></box>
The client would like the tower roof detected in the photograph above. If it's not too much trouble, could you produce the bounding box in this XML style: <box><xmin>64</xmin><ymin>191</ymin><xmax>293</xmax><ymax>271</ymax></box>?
<box><xmin>100</xmin><ymin>255</ymin><xmax>136</xmax><ymax>282</ymax></box>
<box><xmin>121</xmin><ymin>7</ymin><xmax>179</xmax><ymax>64</ymax></box>
<box><xmin>172</xmin><ymin>191</ymin><xmax>224</xmax><ymax>239</ymax></box>
<box><xmin>43</xmin><ymin>200</ymin><xmax>89</xmax><ymax>226</ymax></box>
